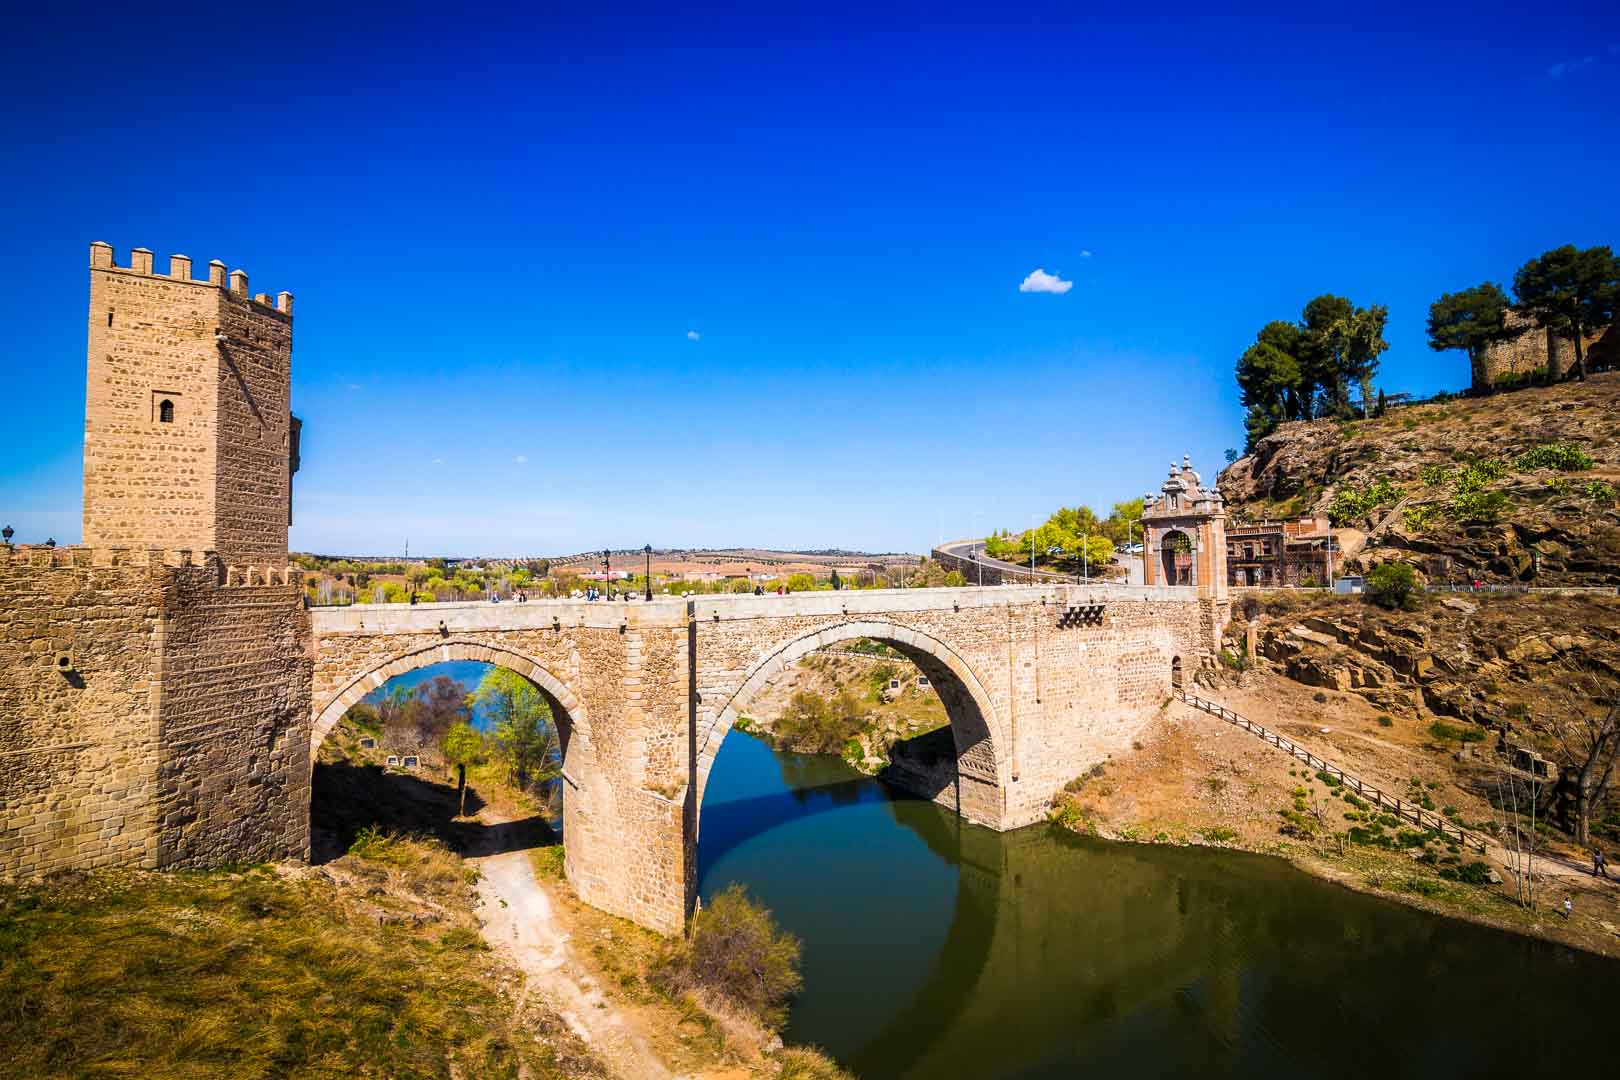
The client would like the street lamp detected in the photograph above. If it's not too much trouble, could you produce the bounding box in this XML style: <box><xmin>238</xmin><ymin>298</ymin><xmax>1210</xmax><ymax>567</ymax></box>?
<box><xmin>1</xmin><ymin>525</ymin><xmax>12</xmax><ymax>546</ymax></box>
<box><xmin>643</xmin><ymin>544</ymin><xmax>653</xmax><ymax>601</ymax></box>
<box><xmin>970</xmin><ymin>511</ymin><xmax>983</xmax><ymax>587</ymax></box>
<box><xmin>602</xmin><ymin>549</ymin><xmax>611</xmax><ymax>598</ymax></box>
<box><xmin>45</xmin><ymin>538</ymin><xmax>56</xmax><ymax>549</ymax></box>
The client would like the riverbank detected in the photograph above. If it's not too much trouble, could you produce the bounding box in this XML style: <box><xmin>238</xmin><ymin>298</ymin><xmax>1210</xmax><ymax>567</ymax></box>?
<box><xmin>1047</xmin><ymin>681</ymin><xmax>1620</xmax><ymax>959</ymax></box>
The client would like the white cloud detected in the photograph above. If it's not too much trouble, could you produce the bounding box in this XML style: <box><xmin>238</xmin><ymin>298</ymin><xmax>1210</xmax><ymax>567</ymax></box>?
<box><xmin>1018</xmin><ymin>268</ymin><xmax>1073</xmax><ymax>295</ymax></box>
<box><xmin>1548</xmin><ymin>55</ymin><xmax>1595</xmax><ymax>78</ymax></box>
<box><xmin>1079</xmin><ymin>249</ymin><xmax>1093</xmax><ymax>258</ymax></box>
<box><xmin>514</xmin><ymin>455</ymin><xmax>528</xmax><ymax>464</ymax></box>
<box><xmin>348</xmin><ymin>383</ymin><xmax>360</xmax><ymax>390</ymax></box>
<box><xmin>431</xmin><ymin>457</ymin><xmax>444</xmax><ymax>465</ymax></box>
<box><xmin>686</xmin><ymin>330</ymin><xmax>701</xmax><ymax>341</ymax></box>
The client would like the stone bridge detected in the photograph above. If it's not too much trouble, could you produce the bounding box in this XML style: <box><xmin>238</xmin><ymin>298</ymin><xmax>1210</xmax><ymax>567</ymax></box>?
<box><xmin>310</xmin><ymin>584</ymin><xmax>1224</xmax><ymax>933</ymax></box>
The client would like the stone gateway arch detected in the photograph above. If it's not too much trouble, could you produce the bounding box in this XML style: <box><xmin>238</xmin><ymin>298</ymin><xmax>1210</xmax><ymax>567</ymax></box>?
<box><xmin>0</xmin><ymin>243</ymin><xmax>1230</xmax><ymax>938</ymax></box>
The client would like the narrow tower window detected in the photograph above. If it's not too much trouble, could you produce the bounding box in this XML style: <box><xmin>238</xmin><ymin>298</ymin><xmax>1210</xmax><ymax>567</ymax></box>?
<box><xmin>107</xmin><ymin>310</ymin><xmax>114</xmax><ymax>327</ymax></box>
<box><xmin>158</xmin><ymin>399</ymin><xmax>174</xmax><ymax>423</ymax></box>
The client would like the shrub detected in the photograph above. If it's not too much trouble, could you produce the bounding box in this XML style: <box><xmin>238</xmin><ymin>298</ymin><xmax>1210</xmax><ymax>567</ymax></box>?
<box><xmin>1328</xmin><ymin>477</ymin><xmax>1403</xmax><ymax>526</ymax></box>
<box><xmin>1441</xmin><ymin>860</ymin><xmax>1493</xmax><ymax>886</ymax></box>
<box><xmin>1428</xmin><ymin>721</ymin><xmax>1484</xmax><ymax>744</ymax></box>
<box><xmin>530</xmin><ymin>844</ymin><xmax>566</xmax><ymax>880</ymax></box>
<box><xmin>1401</xmin><ymin>504</ymin><xmax>1441</xmax><ymax>533</ymax></box>
<box><xmin>774</xmin><ymin>690</ymin><xmax>867</xmax><ymax>754</ymax></box>
<box><xmin>1419</xmin><ymin>463</ymin><xmax>1452</xmax><ymax>486</ymax></box>
<box><xmin>668</xmin><ymin>884</ymin><xmax>803</xmax><ymax>1028</ymax></box>
<box><xmin>1513</xmin><ymin>444</ymin><xmax>1594</xmax><ymax>472</ymax></box>
<box><xmin>1448</xmin><ymin>489</ymin><xmax>1512</xmax><ymax>523</ymax></box>
<box><xmin>1587</xmin><ymin>480</ymin><xmax>1616</xmax><ymax>504</ymax></box>
<box><xmin>1313</xmin><ymin>691</ymin><xmax>1328</xmax><ymax>703</ymax></box>
<box><xmin>1365</xmin><ymin>562</ymin><xmax>1418</xmax><ymax>610</ymax></box>
<box><xmin>1199</xmin><ymin>827</ymin><xmax>1238</xmax><ymax>844</ymax></box>
<box><xmin>1376</xmin><ymin>714</ymin><xmax>1393</xmax><ymax>727</ymax></box>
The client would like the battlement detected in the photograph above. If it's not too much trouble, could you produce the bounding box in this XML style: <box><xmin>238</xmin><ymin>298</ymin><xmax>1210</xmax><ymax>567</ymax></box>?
<box><xmin>89</xmin><ymin>241</ymin><xmax>292</xmax><ymax>315</ymax></box>
<box><xmin>0</xmin><ymin>544</ymin><xmax>299</xmax><ymax>586</ymax></box>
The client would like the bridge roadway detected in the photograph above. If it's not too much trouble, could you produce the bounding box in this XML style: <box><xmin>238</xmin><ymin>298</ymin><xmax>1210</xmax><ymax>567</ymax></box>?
<box><xmin>309</xmin><ymin>583</ymin><xmax>1222</xmax><ymax>933</ymax></box>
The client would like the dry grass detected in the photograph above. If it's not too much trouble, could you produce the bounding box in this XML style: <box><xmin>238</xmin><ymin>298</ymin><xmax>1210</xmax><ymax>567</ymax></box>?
<box><xmin>0</xmin><ymin>833</ymin><xmax>604</xmax><ymax>1079</ymax></box>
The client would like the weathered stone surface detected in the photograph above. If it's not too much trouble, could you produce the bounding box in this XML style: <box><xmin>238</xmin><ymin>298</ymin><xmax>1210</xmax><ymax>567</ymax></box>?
<box><xmin>307</xmin><ymin>583</ymin><xmax>1224</xmax><ymax>934</ymax></box>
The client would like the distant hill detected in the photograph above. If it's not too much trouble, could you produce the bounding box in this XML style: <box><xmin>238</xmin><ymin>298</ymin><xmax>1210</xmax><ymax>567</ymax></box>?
<box><xmin>1218</xmin><ymin>374</ymin><xmax>1620</xmax><ymax>585</ymax></box>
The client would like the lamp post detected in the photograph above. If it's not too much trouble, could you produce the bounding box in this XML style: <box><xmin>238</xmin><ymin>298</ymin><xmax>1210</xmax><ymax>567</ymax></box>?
<box><xmin>45</xmin><ymin>538</ymin><xmax>56</xmax><ymax>549</ymax></box>
<box><xmin>1082</xmin><ymin>532</ymin><xmax>1089</xmax><ymax>583</ymax></box>
<box><xmin>602</xmin><ymin>549</ymin><xmax>610</xmax><ymax>598</ymax></box>
<box><xmin>643</xmin><ymin>544</ymin><xmax>653</xmax><ymax>601</ymax></box>
<box><xmin>1</xmin><ymin>524</ymin><xmax>12</xmax><ymax>546</ymax></box>
<box><xmin>971</xmin><ymin>511</ymin><xmax>983</xmax><ymax>587</ymax></box>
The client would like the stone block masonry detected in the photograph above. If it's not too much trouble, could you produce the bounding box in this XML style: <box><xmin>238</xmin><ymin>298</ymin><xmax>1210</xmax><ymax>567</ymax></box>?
<box><xmin>309</xmin><ymin>584</ymin><xmax>1223</xmax><ymax>934</ymax></box>
<box><xmin>0</xmin><ymin>546</ymin><xmax>311</xmax><ymax>877</ymax></box>
<box><xmin>83</xmin><ymin>242</ymin><xmax>296</xmax><ymax>568</ymax></box>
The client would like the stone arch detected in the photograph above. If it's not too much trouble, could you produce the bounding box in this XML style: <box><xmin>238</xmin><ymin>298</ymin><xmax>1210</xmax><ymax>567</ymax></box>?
<box><xmin>1171</xmin><ymin>655</ymin><xmax>1184</xmax><ymax>690</ymax></box>
<box><xmin>1161</xmin><ymin>529</ymin><xmax>1194</xmax><ymax>586</ymax></box>
<box><xmin>696</xmin><ymin>620</ymin><xmax>1009</xmax><ymax>816</ymax></box>
<box><xmin>310</xmin><ymin>639</ymin><xmax>589</xmax><ymax>769</ymax></box>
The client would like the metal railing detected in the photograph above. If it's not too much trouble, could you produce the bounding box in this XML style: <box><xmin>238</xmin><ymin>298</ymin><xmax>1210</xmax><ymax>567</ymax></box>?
<box><xmin>1175</xmin><ymin>689</ymin><xmax>1488</xmax><ymax>853</ymax></box>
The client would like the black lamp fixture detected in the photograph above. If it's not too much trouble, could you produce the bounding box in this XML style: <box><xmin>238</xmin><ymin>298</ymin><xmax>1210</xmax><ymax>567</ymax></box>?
<box><xmin>602</xmin><ymin>549</ymin><xmax>611</xmax><ymax>595</ymax></box>
<box><xmin>2</xmin><ymin>524</ymin><xmax>12</xmax><ymax>545</ymax></box>
<box><xmin>643</xmin><ymin>544</ymin><xmax>653</xmax><ymax>601</ymax></box>
<box><xmin>45</xmin><ymin>537</ymin><xmax>56</xmax><ymax>549</ymax></box>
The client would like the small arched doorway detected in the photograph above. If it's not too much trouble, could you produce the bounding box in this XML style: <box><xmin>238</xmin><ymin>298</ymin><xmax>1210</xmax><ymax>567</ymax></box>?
<box><xmin>1171</xmin><ymin>655</ymin><xmax>1184</xmax><ymax>691</ymax></box>
<box><xmin>1161</xmin><ymin>530</ymin><xmax>1194</xmax><ymax>586</ymax></box>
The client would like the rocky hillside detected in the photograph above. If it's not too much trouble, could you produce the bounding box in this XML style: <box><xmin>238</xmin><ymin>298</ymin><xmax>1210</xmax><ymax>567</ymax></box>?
<box><xmin>1219</xmin><ymin>373</ymin><xmax>1620</xmax><ymax>583</ymax></box>
<box><xmin>1230</xmin><ymin>591</ymin><xmax>1620</xmax><ymax>738</ymax></box>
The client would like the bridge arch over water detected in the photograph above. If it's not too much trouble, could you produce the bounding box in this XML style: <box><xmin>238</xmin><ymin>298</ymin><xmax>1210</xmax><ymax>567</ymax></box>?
<box><xmin>309</xmin><ymin>638</ymin><xmax>590</xmax><ymax>767</ymax></box>
<box><xmin>308</xmin><ymin>584</ymin><xmax>1225</xmax><ymax>933</ymax></box>
<box><xmin>696</xmin><ymin>619</ymin><xmax>1009</xmax><ymax>830</ymax></box>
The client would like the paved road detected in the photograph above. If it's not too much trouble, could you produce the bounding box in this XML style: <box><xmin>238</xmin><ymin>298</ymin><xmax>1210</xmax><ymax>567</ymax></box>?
<box><xmin>939</xmin><ymin>538</ymin><xmax>1139</xmax><ymax>585</ymax></box>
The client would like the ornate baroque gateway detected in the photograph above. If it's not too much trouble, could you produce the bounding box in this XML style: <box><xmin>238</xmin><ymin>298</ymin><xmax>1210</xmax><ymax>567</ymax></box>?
<box><xmin>0</xmin><ymin>244</ymin><xmax>1230</xmax><ymax>934</ymax></box>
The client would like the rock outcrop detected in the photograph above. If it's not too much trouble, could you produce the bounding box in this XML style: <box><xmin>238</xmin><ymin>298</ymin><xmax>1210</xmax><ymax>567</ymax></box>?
<box><xmin>1219</xmin><ymin>374</ymin><xmax>1620</xmax><ymax>584</ymax></box>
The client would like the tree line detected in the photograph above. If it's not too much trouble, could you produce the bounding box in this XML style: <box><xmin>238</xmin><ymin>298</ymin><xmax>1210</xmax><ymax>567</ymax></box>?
<box><xmin>1236</xmin><ymin>243</ymin><xmax>1618</xmax><ymax>450</ymax></box>
<box><xmin>983</xmin><ymin>500</ymin><xmax>1143</xmax><ymax>573</ymax></box>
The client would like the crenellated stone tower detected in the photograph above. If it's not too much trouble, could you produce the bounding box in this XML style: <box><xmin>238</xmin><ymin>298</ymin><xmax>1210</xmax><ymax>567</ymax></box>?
<box><xmin>0</xmin><ymin>244</ymin><xmax>312</xmax><ymax>881</ymax></box>
<box><xmin>83</xmin><ymin>241</ymin><xmax>299</xmax><ymax>568</ymax></box>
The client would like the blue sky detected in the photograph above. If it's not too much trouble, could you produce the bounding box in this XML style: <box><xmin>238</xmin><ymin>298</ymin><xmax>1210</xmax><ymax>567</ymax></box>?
<box><xmin>3</xmin><ymin>3</ymin><xmax>1617</xmax><ymax>556</ymax></box>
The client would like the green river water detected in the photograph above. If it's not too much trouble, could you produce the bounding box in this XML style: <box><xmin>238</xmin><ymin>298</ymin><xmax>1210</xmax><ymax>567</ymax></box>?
<box><xmin>698</xmin><ymin>730</ymin><xmax>1618</xmax><ymax>1079</ymax></box>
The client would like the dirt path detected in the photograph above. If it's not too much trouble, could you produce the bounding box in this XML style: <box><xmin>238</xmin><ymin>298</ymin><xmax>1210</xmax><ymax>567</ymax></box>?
<box><xmin>469</xmin><ymin>837</ymin><xmax>674</xmax><ymax>1080</ymax></box>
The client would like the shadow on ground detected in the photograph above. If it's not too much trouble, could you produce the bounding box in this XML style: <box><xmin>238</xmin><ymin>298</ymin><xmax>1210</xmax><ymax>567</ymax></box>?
<box><xmin>311</xmin><ymin>760</ymin><xmax>556</xmax><ymax>864</ymax></box>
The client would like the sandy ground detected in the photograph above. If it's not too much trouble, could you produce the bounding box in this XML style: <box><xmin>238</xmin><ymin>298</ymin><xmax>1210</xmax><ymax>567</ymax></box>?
<box><xmin>472</xmin><ymin>843</ymin><xmax>674</xmax><ymax>1080</ymax></box>
<box><xmin>1066</xmin><ymin>674</ymin><xmax>1620</xmax><ymax>957</ymax></box>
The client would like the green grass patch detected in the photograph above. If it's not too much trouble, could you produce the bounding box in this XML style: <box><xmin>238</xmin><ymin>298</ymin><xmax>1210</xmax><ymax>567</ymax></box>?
<box><xmin>0</xmin><ymin>850</ymin><xmax>602</xmax><ymax>1079</ymax></box>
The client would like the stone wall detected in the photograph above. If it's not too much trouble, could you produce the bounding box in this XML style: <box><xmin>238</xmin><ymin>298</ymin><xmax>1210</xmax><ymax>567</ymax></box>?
<box><xmin>0</xmin><ymin>545</ymin><xmax>311</xmax><ymax>878</ymax></box>
<box><xmin>0</xmin><ymin>546</ymin><xmax>164</xmax><ymax>875</ymax></box>
<box><xmin>155</xmin><ymin>567</ymin><xmax>311</xmax><ymax>867</ymax></box>
<box><xmin>84</xmin><ymin>257</ymin><xmax>222</xmax><ymax>556</ymax></box>
<box><xmin>1478</xmin><ymin>311</ymin><xmax>1613</xmax><ymax>389</ymax></box>
<box><xmin>83</xmin><ymin>244</ymin><xmax>294</xmax><ymax>568</ymax></box>
<box><xmin>214</xmin><ymin>287</ymin><xmax>294</xmax><ymax>566</ymax></box>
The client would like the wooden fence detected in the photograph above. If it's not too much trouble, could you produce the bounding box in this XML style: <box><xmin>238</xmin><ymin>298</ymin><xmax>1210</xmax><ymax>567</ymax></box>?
<box><xmin>1175</xmin><ymin>689</ymin><xmax>1488</xmax><ymax>853</ymax></box>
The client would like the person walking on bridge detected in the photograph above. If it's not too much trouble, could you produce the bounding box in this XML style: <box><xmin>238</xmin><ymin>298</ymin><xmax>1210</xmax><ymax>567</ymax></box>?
<box><xmin>1595</xmin><ymin>849</ymin><xmax>1611</xmax><ymax>880</ymax></box>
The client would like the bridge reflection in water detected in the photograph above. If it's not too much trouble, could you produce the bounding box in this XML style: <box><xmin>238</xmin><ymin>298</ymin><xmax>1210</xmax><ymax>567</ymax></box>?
<box><xmin>699</xmin><ymin>732</ymin><xmax>1620</xmax><ymax>1080</ymax></box>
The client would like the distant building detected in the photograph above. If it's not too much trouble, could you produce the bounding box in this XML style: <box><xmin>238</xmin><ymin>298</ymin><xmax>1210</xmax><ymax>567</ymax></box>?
<box><xmin>1226</xmin><ymin>514</ymin><xmax>1337</xmax><ymax>587</ymax></box>
<box><xmin>1477</xmin><ymin>311</ymin><xmax>1616</xmax><ymax>391</ymax></box>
